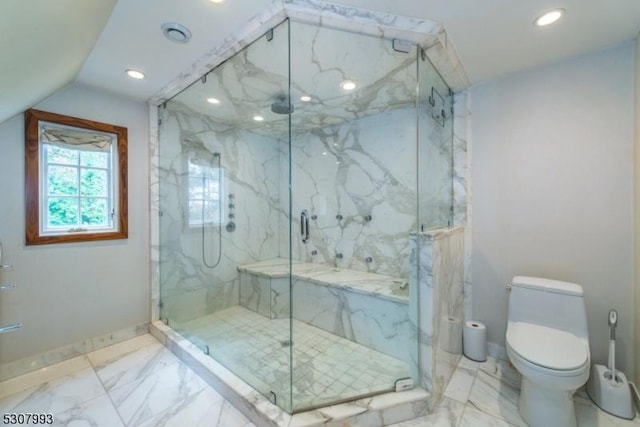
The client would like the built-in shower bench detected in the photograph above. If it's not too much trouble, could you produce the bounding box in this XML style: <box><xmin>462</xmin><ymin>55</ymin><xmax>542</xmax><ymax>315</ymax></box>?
<box><xmin>238</xmin><ymin>258</ymin><xmax>412</xmax><ymax>363</ymax></box>
<box><xmin>238</xmin><ymin>258</ymin><xmax>409</xmax><ymax>303</ymax></box>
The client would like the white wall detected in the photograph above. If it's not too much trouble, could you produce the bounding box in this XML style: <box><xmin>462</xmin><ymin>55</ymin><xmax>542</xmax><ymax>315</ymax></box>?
<box><xmin>634</xmin><ymin>33</ymin><xmax>640</xmax><ymax>386</ymax></box>
<box><xmin>471</xmin><ymin>42</ymin><xmax>635</xmax><ymax>374</ymax></box>
<box><xmin>0</xmin><ymin>83</ymin><xmax>149</xmax><ymax>363</ymax></box>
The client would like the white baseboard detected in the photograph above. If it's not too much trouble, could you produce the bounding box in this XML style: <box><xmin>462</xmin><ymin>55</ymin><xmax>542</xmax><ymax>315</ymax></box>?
<box><xmin>0</xmin><ymin>323</ymin><xmax>149</xmax><ymax>381</ymax></box>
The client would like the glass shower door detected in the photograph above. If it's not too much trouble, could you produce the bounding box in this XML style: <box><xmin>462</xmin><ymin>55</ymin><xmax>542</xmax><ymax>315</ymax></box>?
<box><xmin>158</xmin><ymin>19</ymin><xmax>294</xmax><ymax>413</ymax></box>
<box><xmin>288</xmin><ymin>21</ymin><xmax>419</xmax><ymax>412</ymax></box>
<box><xmin>417</xmin><ymin>53</ymin><xmax>454</xmax><ymax>230</ymax></box>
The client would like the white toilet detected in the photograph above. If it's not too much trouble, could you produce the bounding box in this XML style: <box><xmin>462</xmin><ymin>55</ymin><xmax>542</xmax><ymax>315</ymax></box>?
<box><xmin>506</xmin><ymin>276</ymin><xmax>590</xmax><ymax>427</ymax></box>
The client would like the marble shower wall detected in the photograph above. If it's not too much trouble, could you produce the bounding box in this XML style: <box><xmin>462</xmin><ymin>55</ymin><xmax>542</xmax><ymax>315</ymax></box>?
<box><xmin>158</xmin><ymin>102</ymin><xmax>285</xmax><ymax>324</ymax></box>
<box><xmin>410</xmin><ymin>227</ymin><xmax>464</xmax><ymax>403</ymax></box>
<box><xmin>284</xmin><ymin>107</ymin><xmax>419</xmax><ymax>279</ymax></box>
<box><xmin>452</xmin><ymin>91</ymin><xmax>472</xmax><ymax>321</ymax></box>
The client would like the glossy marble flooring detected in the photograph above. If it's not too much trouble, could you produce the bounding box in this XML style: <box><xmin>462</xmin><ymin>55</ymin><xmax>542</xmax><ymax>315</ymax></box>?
<box><xmin>1</xmin><ymin>333</ymin><xmax>638</xmax><ymax>426</ymax></box>
<box><xmin>390</xmin><ymin>355</ymin><xmax>640</xmax><ymax>427</ymax></box>
<box><xmin>179</xmin><ymin>305</ymin><xmax>410</xmax><ymax>412</ymax></box>
<box><xmin>0</xmin><ymin>334</ymin><xmax>254</xmax><ymax>427</ymax></box>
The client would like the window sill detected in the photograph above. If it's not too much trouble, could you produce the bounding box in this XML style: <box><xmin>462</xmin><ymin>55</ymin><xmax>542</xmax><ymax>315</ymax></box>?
<box><xmin>25</xmin><ymin>229</ymin><xmax>128</xmax><ymax>246</ymax></box>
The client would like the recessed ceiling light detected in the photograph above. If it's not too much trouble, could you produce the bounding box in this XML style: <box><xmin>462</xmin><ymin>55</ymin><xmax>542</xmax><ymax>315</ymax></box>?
<box><xmin>341</xmin><ymin>80</ymin><xmax>356</xmax><ymax>91</ymax></box>
<box><xmin>209</xmin><ymin>0</ymin><xmax>224</xmax><ymax>3</ymax></box>
<box><xmin>534</xmin><ymin>9</ymin><xmax>565</xmax><ymax>26</ymax></box>
<box><xmin>207</xmin><ymin>97</ymin><xmax>220</xmax><ymax>104</ymax></box>
<box><xmin>161</xmin><ymin>23</ymin><xmax>192</xmax><ymax>43</ymax></box>
<box><xmin>126</xmin><ymin>69</ymin><xmax>145</xmax><ymax>79</ymax></box>
<box><xmin>300</xmin><ymin>95</ymin><xmax>312</xmax><ymax>102</ymax></box>
<box><xmin>253</xmin><ymin>115</ymin><xmax>264</xmax><ymax>122</ymax></box>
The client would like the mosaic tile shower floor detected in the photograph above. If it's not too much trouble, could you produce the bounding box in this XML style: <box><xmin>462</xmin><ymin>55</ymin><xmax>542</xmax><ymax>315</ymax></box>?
<box><xmin>178</xmin><ymin>305</ymin><xmax>412</xmax><ymax>412</ymax></box>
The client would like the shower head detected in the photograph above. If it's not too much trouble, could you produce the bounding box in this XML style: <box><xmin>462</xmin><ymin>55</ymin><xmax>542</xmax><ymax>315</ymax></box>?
<box><xmin>271</xmin><ymin>96</ymin><xmax>294</xmax><ymax>115</ymax></box>
<box><xmin>213</xmin><ymin>152</ymin><xmax>220</xmax><ymax>157</ymax></box>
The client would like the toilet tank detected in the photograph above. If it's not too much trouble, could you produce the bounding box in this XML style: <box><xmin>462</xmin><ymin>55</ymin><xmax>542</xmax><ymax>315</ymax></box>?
<box><xmin>508</xmin><ymin>276</ymin><xmax>588</xmax><ymax>339</ymax></box>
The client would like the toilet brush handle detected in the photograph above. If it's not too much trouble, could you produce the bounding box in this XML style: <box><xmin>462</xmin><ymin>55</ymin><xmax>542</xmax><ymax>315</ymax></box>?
<box><xmin>608</xmin><ymin>339</ymin><xmax>616</xmax><ymax>377</ymax></box>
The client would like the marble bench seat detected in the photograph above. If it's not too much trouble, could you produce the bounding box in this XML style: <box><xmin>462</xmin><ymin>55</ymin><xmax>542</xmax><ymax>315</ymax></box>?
<box><xmin>238</xmin><ymin>258</ymin><xmax>413</xmax><ymax>363</ymax></box>
<box><xmin>238</xmin><ymin>257</ymin><xmax>409</xmax><ymax>303</ymax></box>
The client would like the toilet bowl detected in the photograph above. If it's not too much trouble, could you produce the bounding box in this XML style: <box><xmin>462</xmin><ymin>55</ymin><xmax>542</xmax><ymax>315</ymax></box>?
<box><xmin>506</xmin><ymin>276</ymin><xmax>590</xmax><ymax>427</ymax></box>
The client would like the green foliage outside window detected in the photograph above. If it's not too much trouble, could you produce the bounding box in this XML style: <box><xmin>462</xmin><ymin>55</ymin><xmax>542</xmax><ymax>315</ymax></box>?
<box><xmin>45</xmin><ymin>145</ymin><xmax>110</xmax><ymax>228</ymax></box>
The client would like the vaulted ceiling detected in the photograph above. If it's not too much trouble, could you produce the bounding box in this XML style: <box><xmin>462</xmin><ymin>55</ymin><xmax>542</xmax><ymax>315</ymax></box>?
<box><xmin>1</xmin><ymin>0</ymin><xmax>639</xmax><ymax>125</ymax></box>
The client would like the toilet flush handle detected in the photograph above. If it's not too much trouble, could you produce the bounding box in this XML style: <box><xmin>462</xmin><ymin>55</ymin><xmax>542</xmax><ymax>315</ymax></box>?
<box><xmin>506</xmin><ymin>282</ymin><xmax>513</xmax><ymax>291</ymax></box>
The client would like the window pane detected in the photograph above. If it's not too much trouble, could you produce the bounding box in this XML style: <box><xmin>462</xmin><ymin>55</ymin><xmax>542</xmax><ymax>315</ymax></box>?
<box><xmin>48</xmin><ymin>166</ymin><xmax>78</xmax><ymax>196</ymax></box>
<box><xmin>81</xmin><ymin>151</ymin><xmax>108</xmax><ymax>168</ymax></box>
<box><xmin>189</xmin><ymin>177</ymin><xmax>204</xmax><ymax>199</ymax></box>
<box><xmin>80</xmin><ymin>169</ymin><xmax>108</xmax><ymax>196</ymax></box>
<box><xmin>204</xmin><ymin>177</ymin><xmax>220</xmax><ymax>199</ymax></box>
<box><xmin>81</xmin><ymin>198</ymin><xmax>108</xmax><ymax>226</ymax></box>
<box><xmin>204</xmin><ymin>201</ymin><xmax>220</xmax><ymax>223</ymax></box>
<box><xmin>46</xmin><ymin>145</ymin><xmax>78</xmax><ymax>165</ymax></box>
<box><xmin>47</xmin><ymin>197</ymin><xmax>78</xmax><ymax>227</ymax></box>
<box><xmin>189</xmin><ymin>162</ymin><xmax>203</xmax><ymax>176</ymax></box>
<box><xmin>189</xmin><ymin>201</ymin><xmax>204</xmax><ymax>225</ymax></box>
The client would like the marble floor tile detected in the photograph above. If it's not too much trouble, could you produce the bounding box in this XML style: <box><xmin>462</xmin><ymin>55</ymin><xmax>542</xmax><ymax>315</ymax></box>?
<box><xmin>476</xmin><ymin>357</ymin><xmax>521</xmax><ymax>389</ymax></box>
<box><xmin>574</xmin><ymin>392</ymin><xmax>640</xmax><ymax>426</ymax></box>
<box><xmin>459</xmin><ymin>403</ymin><xmax>517</xmax><ymax>427</ymax></box>
<box><xmin>137</xmin><ymin>387</ymin><xmax>253</xmax><ymax>427</ymax></box>
<box><xmin>180</xmin><ymin>306</ymin><xmax>410</xmax><ymax>411</ymax></box>
<box><xmin>3</xmin><ymin>330</ymin><xmax>638</xmax><ymax>427</ymax></box>
<box><xmin>109</xmin><ymin>360</ymin><xmax>208</xmax><ymax>426</ymax></box>
<box><xmin>457</xmin><ymin>355</ymin><xmax>482</xmax><ymax>372</ymax></box>
<box><xmin>0</xmin><ymin>367</ymin><xmax>105</xmax><ymax>416</ymax></box>
<box><xmin>51</xmin><ymin>393</ymin><xmax>125</xmax><ymax>427</ymax></box>
<box><xmin>466</xmin><ymin>370</ymin><xmax>526</xmax><ymax>427</ymax></box>
<box><xmin>443</xmin><ymin>366</ymin><xmax>476</xmax><ymax>404</ymax></box>
<box><xmin>388</xmin><ymin>397</ymin><xmax>465</xmax><ymax>426</ymax></box>
<box><xmin>91</xmin><ymin>341</ymin><xmax>180</xmax><ymax>391</ymax></box>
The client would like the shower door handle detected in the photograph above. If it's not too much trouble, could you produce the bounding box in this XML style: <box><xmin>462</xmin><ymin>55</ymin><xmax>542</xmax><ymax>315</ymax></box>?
<box><xmin>301</xmin><ymin>210</ymin><xmax>310</xmax><ymax>244</ymax></box>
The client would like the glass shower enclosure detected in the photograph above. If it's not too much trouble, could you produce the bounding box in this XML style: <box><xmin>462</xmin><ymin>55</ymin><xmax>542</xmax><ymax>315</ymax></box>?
<box><xmin>158</xmin><ymin>19</ymin><xmax>453</xmax><ymax>413</ymax></box>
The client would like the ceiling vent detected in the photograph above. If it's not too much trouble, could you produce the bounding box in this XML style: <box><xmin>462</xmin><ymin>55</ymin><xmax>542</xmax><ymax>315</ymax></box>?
<box><xmin>161</xmin><ymin>23</ymin><xmax>192</xmax><ymax>44</ymax></box>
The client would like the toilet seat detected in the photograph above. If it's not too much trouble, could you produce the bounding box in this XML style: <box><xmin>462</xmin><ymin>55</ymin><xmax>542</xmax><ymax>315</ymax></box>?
<box><xmin>506</xmin><ymin>322</ymin><xmax>589</xmax><ymax>376</ymax></box>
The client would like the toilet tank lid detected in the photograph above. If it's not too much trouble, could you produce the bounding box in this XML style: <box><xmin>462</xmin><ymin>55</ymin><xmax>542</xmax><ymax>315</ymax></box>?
<box><xmin>511</xmin><ymin>276</ymin><xmax>583</xmax><ymax>296</ymax></box>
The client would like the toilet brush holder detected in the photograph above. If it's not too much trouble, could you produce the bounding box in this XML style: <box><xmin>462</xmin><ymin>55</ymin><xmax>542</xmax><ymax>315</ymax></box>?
<box><xmin>587</xmin><ymin>364</ymin><xmax>635</xmax><ymax>420</ymax></box>
<box><xmin>586</xmin><ymin>309</ymin><xmax>635</xmax><ymax>420</ymax></box>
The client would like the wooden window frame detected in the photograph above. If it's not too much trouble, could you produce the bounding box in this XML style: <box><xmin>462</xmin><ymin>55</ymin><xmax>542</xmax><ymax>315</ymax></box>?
<box><xmin>25</xmin><ymin>109</ymin><xmax>128</xmax><ymax>245</ymax></box>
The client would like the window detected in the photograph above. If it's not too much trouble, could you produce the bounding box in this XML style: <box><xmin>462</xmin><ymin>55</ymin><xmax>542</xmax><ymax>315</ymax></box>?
<box><xmin>25</xmin><ymin>109</ymin><xmax>128</xmax><ymax>245</ymax></box>
<box><xmin>187</xmin><ymin>154</ymin><xmax>224</xmax><ymax>227</ymax></box>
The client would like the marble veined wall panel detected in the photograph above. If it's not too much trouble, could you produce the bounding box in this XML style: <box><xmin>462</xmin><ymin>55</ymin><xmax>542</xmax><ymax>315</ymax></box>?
<box><xmin>410</xmin><ymin>227</ymin><xmax>464</xmax><ymax>401</ymax></box>
<box><xmin>159</xmin><ymin>103</ymin><xmax>283</xmax><ymax>323</ymax></box>
<box><xmin>285</xmin><ymin>107</ymin><xmax>418</xmax><ymax>279</ymax></box>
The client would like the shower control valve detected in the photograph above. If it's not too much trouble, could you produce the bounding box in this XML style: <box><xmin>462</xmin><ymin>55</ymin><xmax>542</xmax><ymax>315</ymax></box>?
<box><xmin>336</xmin><ymin>214</ymin><xmax>343</xmax><ymax>221</ymax></box>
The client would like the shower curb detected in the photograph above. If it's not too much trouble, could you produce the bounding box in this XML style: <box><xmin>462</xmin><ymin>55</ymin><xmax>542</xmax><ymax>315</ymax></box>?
<box><xmin>150</xmin><ymin>320</ymin><xmax>432</xmax><ymax>427</ymax></box>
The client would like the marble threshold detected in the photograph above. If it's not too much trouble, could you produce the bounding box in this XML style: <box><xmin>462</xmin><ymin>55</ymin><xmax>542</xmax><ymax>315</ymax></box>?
<box><xmin>150</xmin><ymin>320</ymin><xmax>431</xmax><ymax>427</ymax></box>
<box><xmin>238</xmin><ymin>258</ymin><xmax>409</xmax><ymax>304</ymax></box>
